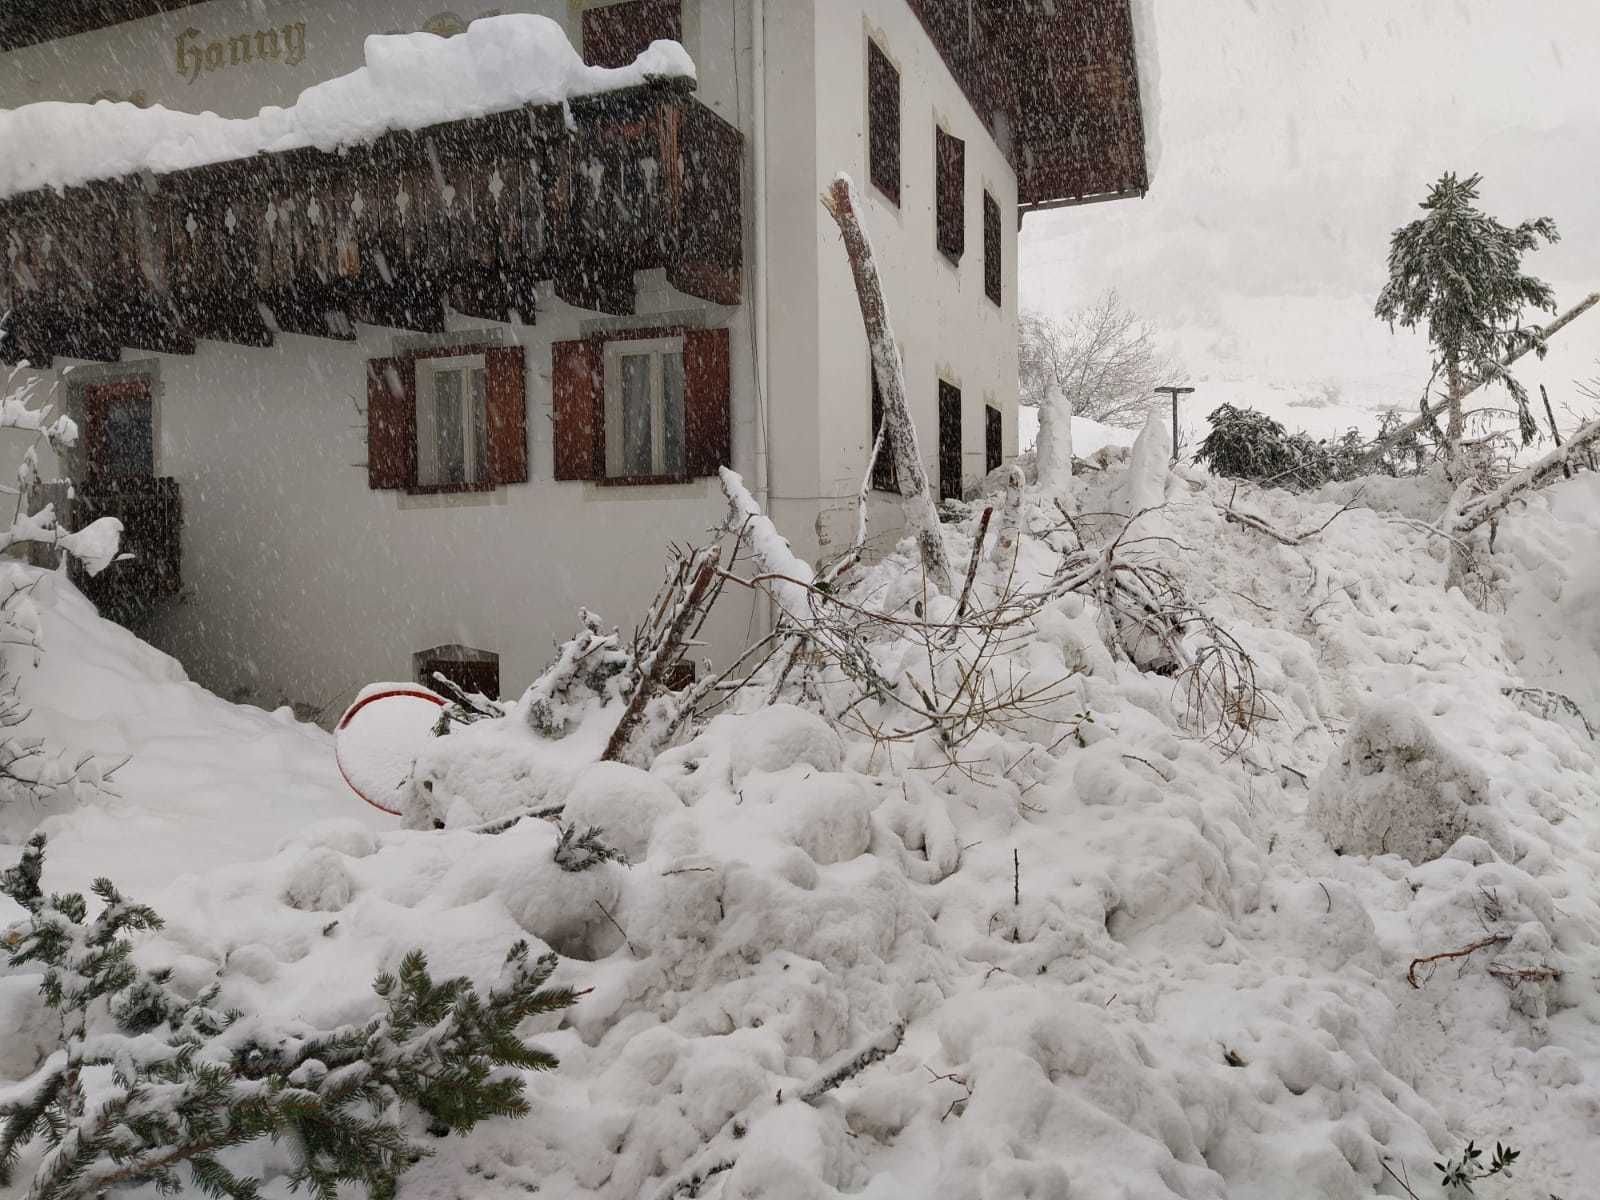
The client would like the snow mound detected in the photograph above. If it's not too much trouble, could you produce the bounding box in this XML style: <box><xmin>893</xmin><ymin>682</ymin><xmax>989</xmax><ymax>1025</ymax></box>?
<box><xmin>8</xmin><ymin>465</ymin><xmax>1600</xmax><ymax>1198</ymax></box>
<box><xmin>1310</xmin><ymin>700</ymin><xmax>1494</xmax><ymax>864</ymax></box>
<box><xmin>0</xmin><ymin>15</ymin><xmax>695</xmax><ymax>200</ymax></box>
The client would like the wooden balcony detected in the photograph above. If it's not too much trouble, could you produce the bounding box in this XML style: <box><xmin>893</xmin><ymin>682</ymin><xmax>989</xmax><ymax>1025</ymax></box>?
<box><xmin>0</xmin><ymin>83</ymin><xmax>744</xmax><ymax>366</ymax></box>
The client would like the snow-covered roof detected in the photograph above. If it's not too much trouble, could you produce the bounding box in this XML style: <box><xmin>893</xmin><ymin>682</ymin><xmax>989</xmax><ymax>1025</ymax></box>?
<box><xmin>0</xmin><ymin>14</ymin><xmax>695</xmax><ymax>202</ymax></box>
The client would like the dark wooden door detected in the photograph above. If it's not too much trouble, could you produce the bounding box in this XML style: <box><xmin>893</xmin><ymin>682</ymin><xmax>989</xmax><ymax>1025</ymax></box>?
<box><xmin>938</xmin><ymin>381</ymin><xmax>962</xmax><ymax>501</ymax></box>
<box><xmin>82</xmin><ymin>378</ymin><xmax>154</xmax><ymax>478</ymax></box>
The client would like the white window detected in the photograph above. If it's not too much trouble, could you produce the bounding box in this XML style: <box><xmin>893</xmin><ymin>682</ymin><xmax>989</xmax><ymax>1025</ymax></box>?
<box><xmin>417</xmin><ymin>354</ymin><xmax>488</xmax><ymax>487</ymax></box>
<box><xmin>604</xmin><ymin>336</ymin><xmax>686</xmax><ymax>478</ymax></box>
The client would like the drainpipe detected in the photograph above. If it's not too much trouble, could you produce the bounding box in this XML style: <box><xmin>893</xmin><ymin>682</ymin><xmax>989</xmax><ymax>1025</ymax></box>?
<box><xmin>750</xmin><ymin>0</ymin><xmax>774</xmax><ymax>636</ymax></box>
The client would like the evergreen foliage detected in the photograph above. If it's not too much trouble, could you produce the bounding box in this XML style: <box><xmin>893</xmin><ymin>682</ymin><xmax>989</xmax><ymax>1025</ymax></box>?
<box><xmin>552</xmin><ymin>823</ymin><xmax>628</xmax><ymax>872</ymax></box>
<box><xmin>1196</xmin><ymin>404</ymin><xmax>1400</xmax><ymax>489</ymax></box>
<box><xmin>1375</xmin><ymin>172</ymin><xmax>1559</xmax><ymax>477</ymax></box>
<box><xmin>0</xmin><ymin>835</ymin><xmax>576</xmax><ymax>1200</ymax></box>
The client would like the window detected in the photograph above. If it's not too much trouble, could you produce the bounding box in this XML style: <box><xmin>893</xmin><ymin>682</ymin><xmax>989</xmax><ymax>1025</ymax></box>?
<box><xmin>869</xmin><ymin>364</ymin><xmax>898</xmax><ymax>493</ymax></box>
<box><xmin>552</xmin><ymin>326</ymin><xmax>730</xmax><ymax>484</ymax></box>
<box><xmin>986</xmin><ymin>404</ymin><xmax>1003</xmax><ymax>474</ymax></box>
<box><xmin>984</xmin><ymin>191</ymin><xmax>1002</xmax><ymax>306</ymax></box>
<box><xmin>936</xmin><ymin>127</ymin><xmax>965</xmax><ymax>262</ymax></box>
<box><xmin>605</xmin><ymin>336</ymin><xmax>686</xmax><ymax>478</ymax></box>
<box><xmin>867</xmin><ymin>39</ymin><xmax>900</xmax><ymax>206</ymax></box>
<box><xmin>417</xmin><ymin>355</ymin><xmax>488</xmax><ymax>487</ymax></box>
<box><xmin>938</xmin><ymin>381</ymin><xmax>962</xmax><ymax>502</ymax></box>
<box><xmin>415</xmin><ymin>644</ymin><xmax>500</xmax><ymax>700</ymax></box>
<box><xmin>583</xmin><ymin>0</ymin><xmax>682</xmax><ymax>68</ymax></box>
<box><xmin>81</xmin><ymin>377</ymin><xmax>154</xmax><ymax>478</ymax></box>
<box><xmin>366</xmin><ymin>343</ymin><xmax>527</xmax><ymax>493</ymax></box>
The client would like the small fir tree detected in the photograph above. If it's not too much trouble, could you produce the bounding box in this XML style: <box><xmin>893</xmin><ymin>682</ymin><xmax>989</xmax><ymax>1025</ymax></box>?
<box><xmin>0</xmin><ymin>834</ymin><xmax>577</xmax><ymax>1200</ymax></box>
<box><xmin>1374</xmin><ymin>172</ymin><xmax>1559</xmax><ymax>483</ymax></box>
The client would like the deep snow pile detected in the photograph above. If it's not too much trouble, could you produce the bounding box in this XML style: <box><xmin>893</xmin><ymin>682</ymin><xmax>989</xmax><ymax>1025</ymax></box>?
<box><xmin>0</xmin><ymin>14</ymin><xmax>693</xmax><ymax>200</ymax></box>
<box><xmin>5</xmin><ymin>457</ymin><xmax>1600</xmax><ymax>1199</ymax></box>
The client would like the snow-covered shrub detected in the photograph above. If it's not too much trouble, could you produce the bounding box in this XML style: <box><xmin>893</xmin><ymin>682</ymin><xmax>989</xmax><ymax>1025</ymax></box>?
<box><xmin>1197</xmin><ymin>402</ymin><xmax>1374</xmax><ymax>489</ymax></box>
<box><xmin>0</xmin><ymin>367</ymin><xmax>123</xmax><ymax>825</ymax></box>
<box><xmin>1309</xmin><ymin>701</ymin><xmax>1493</xmax><ymax>863</ymax></box>
<box><xmin>0</xmin><ymin>834</ymin><xmax>577</xmax><ymax>1200</ymax></box>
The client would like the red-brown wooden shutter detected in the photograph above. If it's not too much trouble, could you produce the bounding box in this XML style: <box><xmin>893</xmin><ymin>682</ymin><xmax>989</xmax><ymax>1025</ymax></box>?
<box><xmin>683</xmin><ymin>327</ymin><xmax>731</xmax><ymax>478</ymax></box>
<box><xmin>582</xmin><ymin>0</ymin><xmax>682</xmax><ymax>69</ymax></box>
<box><xmin>366</xmin><ymin>356</ymin><xmax>415</xmax><ymax>489</ymax></box>
<box><xmin>552</xmin><ymin>339</ymin><xmax>604</xmax><ymax>481</ymax></box>
<box><xmin>484</xmin><ymin>344</ymin><xmax>528</xmax><ymax>485</ymax></box>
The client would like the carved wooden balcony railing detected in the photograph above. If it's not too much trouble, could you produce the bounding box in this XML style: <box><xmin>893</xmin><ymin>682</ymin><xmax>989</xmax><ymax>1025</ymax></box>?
<box><xmin>0</xmin><ymin>82</ymin><xmax>743</xmax><ymax>366</ymax></box>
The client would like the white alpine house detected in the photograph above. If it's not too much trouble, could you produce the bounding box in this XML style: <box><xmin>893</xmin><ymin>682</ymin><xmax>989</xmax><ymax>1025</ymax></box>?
<box><xmin>0</xmin><ymin>0</ymin><xmax>1146</xmax><ymax>713</ymax></box>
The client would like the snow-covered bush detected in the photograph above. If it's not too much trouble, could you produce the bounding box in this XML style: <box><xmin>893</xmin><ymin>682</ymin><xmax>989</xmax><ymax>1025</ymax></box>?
<box><xmin>0</xmin><ymin>834</ymin><xmax>577</xmax><ymax>1200</ymax></box>
<box><xmin>0</xmin><ymin>367</ymin><xmax>124</xmax><ymax>824</ymax></box>
<box><xmin>1196</xmin><ymin>402</ymin><xmax>1375</xmax><ymax>488</ymax></box>
<box><xmin>1309</xmin><ymin>701</ymin><xmax>1493</xmax><ymax>863</ymax></box>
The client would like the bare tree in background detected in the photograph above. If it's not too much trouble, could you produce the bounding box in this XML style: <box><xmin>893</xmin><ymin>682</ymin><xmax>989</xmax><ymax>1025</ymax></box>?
<box><xmin>1019</xmin><ymin>291</ymin><xmax>1178</xmax><ymax>429</ymax></box>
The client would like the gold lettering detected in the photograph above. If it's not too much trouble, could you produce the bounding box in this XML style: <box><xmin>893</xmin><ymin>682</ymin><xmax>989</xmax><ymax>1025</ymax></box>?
<box><xmin>176</xmin><ymin>27</ymin><xmax>203</xmax><ymax>85</ymax></box>
<box><xmin>169</xmin><ymin>24</ymin><xmax>307</xmax><ymax>81</ymax></box>
<box><xmin>282</xmin><ymin>22</ymin><xmax>306</xmax><ymax>67</ymax></box>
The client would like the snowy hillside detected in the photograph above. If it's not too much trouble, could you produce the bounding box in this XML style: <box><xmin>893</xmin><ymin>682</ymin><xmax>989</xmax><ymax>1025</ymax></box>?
<box><xmin>5</xmin><ymin>450</ymin><xmax>1600</xmax><ymax>1199</ymax></box>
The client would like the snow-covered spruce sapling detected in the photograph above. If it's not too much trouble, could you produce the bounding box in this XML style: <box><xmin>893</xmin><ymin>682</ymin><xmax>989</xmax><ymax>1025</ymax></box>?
<box><xmin>0</xmin><ymin>367</ymin><xmax>124</xmax><ymax>814</ymax></box>
<box><xmin>1375</xmin><ymin>172</ymin><xmax>1559</xmax><ymax>484</ymax></box>
<box><xmin>0</xmin><ymin>834</ymin><xmax>577</xmax><ymax>1200</ymax></box>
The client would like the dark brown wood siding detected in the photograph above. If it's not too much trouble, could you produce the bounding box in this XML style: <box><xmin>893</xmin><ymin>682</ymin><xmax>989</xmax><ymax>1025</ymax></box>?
<box><xmin>583</xmin><ymin>0</ymin><xmax>683</xmax><ymax>68</ymax></box>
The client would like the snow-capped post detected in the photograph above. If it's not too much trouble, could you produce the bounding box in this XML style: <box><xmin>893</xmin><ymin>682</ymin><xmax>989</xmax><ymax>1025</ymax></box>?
<box><xmin>821</xmin><ymin>175</ymin><xmax>954</xmax><ymax>595</ymax></box>
<box><xmin>1155</xmin><ymin>385</ymin><xmax>1194</xmax><ymax>463</ymax></box>
<box><xmin>1035</xmin><ymin>382</ymin><xmax>1073</xmax><ymax>494</ymax></box>
<box><xmin>989</xmin><ymin>466</ymin><xmax>1026</xmax><ymax>565</ymax></box>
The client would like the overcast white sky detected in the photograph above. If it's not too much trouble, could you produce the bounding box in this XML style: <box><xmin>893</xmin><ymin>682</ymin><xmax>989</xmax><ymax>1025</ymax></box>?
<box><xmin>1020</xmin><ymin>0</ymin><xmax>1600</xmax><ymax>430</ymax></box>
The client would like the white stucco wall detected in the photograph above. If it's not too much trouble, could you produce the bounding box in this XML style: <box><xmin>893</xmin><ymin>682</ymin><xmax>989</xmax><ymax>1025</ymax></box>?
<box><xmin>805</xmin><ymin>0</ymin><xmax>1020</xmax><ymax>564</ymax></box>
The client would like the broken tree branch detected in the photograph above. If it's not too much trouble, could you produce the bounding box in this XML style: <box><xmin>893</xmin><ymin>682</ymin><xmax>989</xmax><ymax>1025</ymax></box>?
<box><xmin>822</xmin><ymin>174</ymin><xmax>954</xmax><ymax>594</ymax></box>
<box><xmin>1362</xmin><ymin>291</ymin><xmax>1600</xmax><ymax>467</ymax></box>
<box><xmin>1406</xmin><ymin>934</ymin><xmax>1509</xmax><ymax>988</ymax></box>
<box><xmin>1453</xmin><ymin>414</ymin><xmax>1600</xmax><ymax>534</ymax></box>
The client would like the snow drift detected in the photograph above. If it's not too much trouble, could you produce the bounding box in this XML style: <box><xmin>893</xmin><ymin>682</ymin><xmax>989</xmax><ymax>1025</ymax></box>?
<box><xmin>5</xmin><ymin>455</ymin><xmax>1600</xmax><ymax>1198</ymax></box>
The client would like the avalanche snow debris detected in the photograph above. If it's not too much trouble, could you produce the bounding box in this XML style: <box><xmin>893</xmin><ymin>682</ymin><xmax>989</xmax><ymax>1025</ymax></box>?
<box><xmin>5</xmin><ymin>457</ymin><xmax>1600</xmax><ymax>1198</ymax></box>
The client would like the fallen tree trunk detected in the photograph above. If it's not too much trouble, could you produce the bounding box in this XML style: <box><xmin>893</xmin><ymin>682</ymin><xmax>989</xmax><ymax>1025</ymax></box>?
<box><xmin>1362</xmin><ymin>291</ymin><xmax>1600</xmax><ymax>468</ymax></box>
<box><xmin>1454</xmin><ymin>414</ymin><xmax>1600</xmax><ymax>534</ymax></box>
<box><xmin>822</xmin><ymin>174</ymin><xmax>954</xmax><ymax>594</ymax></box>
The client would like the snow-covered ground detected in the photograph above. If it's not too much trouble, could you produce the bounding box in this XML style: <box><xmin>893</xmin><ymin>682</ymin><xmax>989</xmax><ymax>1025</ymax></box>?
<box><xmin>5</xmin><ymin>448</ymin><xmax>1600</xmax><ymax>1199</ymax></box>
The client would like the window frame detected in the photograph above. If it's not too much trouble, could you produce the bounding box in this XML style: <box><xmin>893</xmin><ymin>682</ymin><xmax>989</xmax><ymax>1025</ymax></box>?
<box><xmin>938</xmin><ymin>380</ymin><xmax>963</xmax><ymax>503</ymax></box>
<box><xmin>601</xmin><ymin>333</ymin><xmax>689</xmax><ymax>485</ymax></box>
<box><xmin>414</xmin><ymin>352</ymin><xmax>489</xmax><ymax>491</ymax></box>
<box><xmin>983</xmin><ymin>191</ymin><xmax>1003</xmax><ymax>307</ymax></box>
<box><xmin>935</xmin><ymin>125</ymin><xmax>965</xmax><ymax>263</ymax></box>
<box><xmin>867</xmin><ymin>37</ymin><xmax>901</xmax><ymax>208</ymax></box>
